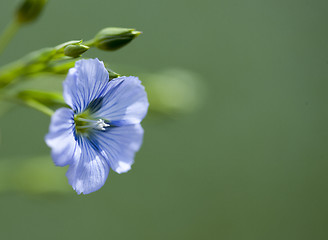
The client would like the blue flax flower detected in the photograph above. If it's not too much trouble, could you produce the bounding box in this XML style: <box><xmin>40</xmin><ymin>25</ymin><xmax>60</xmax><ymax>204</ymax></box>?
<box><xmin>45</xmin><ymin>58</ymin><xmax>149</xmax><ymax>194</ymax></box>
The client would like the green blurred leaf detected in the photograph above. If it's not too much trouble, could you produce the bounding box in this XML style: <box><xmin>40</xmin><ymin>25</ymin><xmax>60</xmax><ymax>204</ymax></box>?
<box><xmin>0</xmin><ymin>155</ymin><xmax>71</xmax><ymax>195</ymax></box>
<box><xmin>141</xmin><ymin>68</ymin><xmax>206</xmax><ymax>116</ymax></box>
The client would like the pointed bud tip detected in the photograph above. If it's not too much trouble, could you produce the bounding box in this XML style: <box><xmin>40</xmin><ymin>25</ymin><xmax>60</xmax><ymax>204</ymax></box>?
<box><xmin>132</xmin><ymin>31</ymin><xmax>142</xmax><ymax>37</ymax></box>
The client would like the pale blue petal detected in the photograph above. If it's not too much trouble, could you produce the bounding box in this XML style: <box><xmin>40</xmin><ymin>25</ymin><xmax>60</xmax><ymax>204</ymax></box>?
<box><xmin>94</xmin><ymin>76</ymin><xmax>149</xmax><ymax>126</ymax></box>
<box><xmin>94</xmin><ymin>124</ymin><xmax>144</xmax><ymax>174</ymax></box>
<box><xmin>45</xmin><ymin>108</ymin><xmax>81</xmax><ymax>166</ymax></box>
<box><xmin>63</xmin><ymin>58</ymin><xmax>110</xmax><ymax>113</ymax></box>
<box><xmin>66</xmin><ymin>137</ymin><xmax>110</xmax><ymax>194</ymax></box>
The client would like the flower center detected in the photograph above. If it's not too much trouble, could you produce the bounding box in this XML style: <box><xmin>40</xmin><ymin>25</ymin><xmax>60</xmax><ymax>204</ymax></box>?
<box><xmin>74</xmin><ymin>112</ymin><xmax>109</xmax><ymax>135</ymax></box>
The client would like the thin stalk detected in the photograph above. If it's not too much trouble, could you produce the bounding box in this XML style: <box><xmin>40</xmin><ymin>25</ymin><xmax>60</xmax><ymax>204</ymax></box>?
<box><xmin>0</xmin><ymin>91</ymin><xmax>53</xmax><ymax>117</ymax></box>
<box><xmin>0</xmin><ymin>20</ymin><xmax>21</xmax><ymax>55</ymax></box>
<box><xmin>83</xmin><ymin>39</ymin><xmax>95</xmax><ymax>47</ymax></box>
<box><xmin>23</xmin><ymin>98</ymin><xmax>54</xmax><ymax>116</ymax></box>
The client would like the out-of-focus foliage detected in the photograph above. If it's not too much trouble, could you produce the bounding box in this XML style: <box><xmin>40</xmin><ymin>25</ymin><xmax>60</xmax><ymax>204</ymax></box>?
<box><xmin>0</xmin><ymin>156</ymin><xmax>69</xmax><ymax>194</ymax></box>
<box><xmin>142</xmin><ymin>69</ymin><xmax>205</xmax><ymax>116</ymax></box>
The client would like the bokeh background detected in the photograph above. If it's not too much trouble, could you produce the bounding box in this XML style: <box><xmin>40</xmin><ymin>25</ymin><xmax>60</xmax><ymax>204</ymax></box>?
<box><xmin>0</xmin><ymin>0</ymin><xmax>328</xmax><ymax>239</ymax></box>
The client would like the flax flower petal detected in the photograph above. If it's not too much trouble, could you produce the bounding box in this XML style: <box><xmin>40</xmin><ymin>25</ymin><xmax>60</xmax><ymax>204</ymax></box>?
<box><xmin>95</xmin><ymin>124</ymin><xmax>144</xmax><ymax>174</ymax></box>
<box><xmin>94</xmin><ymin>76</ymin><xmax>149</xmax><ymax>126</ymax></box>
<box><xmin>66</xmin><ymin>137</ymin><xmax>110</xmax><ymax>195</ymax></box>
<box><xmin>45</xmin><ymin>108</ymin><xmax>81</xmax><ymax>166</ymax></box>
<box><xmin>63</xmin><ymin>58</ymin><xmax>110</xmax><ymax>113</ymax></box>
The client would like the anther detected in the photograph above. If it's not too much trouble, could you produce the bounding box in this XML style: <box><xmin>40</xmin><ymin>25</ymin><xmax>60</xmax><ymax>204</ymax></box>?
<box><xmin>94</xmin><ymin>119</ymin><xmax>110</xmax><ymax>131</ymax></box>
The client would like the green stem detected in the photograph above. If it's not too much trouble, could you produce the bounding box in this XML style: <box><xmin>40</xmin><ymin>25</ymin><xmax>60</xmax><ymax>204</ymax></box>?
<box><xmin>0</xmin><ymin>91</ymin><xmax>53</xmax><ymax>117</ymax></box>
<box><xmin>83</xmin><ymin>39</ymin><xmax>95</xmax><ymax>47</ymax></box>
<box><xmin>0</xmin><ymin>20</ymin><xmax>21</xmax><ymax>55</ymax></box>
<box><xmin>0</xmin><ymin>41</ymin><xmax>86</xmax><ymax>88</ymax></box>
<box><xmin>21</xmin><ymin>98</ymin><xmax>54</xmax><ymax>116</ymax></box>
<box><xmin>0</xmin><ymin>48</ymin><xmax>60</xmax><ymax>88</ymax></box>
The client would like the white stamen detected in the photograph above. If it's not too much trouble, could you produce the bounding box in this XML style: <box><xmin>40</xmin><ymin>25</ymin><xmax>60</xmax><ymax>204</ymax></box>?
<box><xmin>94</xmin><ymin>119</ymin><xmax>110</xmax><ymax>131</ymax></box>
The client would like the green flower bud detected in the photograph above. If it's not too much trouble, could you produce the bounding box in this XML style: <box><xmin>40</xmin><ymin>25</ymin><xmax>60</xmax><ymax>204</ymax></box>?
<box><xmin>55</xmin><ymin>40</ymin><xmax>82</xmax><ymax>51</ymax></box>
<box><xmin>16</xmin><ymin>0</ymin><xmax>47</xmax><ymax>24</ymax></box>
<box><xmin>92</xmin><ymin>27</ymin><xmax>141</xmax><ymax>51</ymax></box>
<box><xmin>64</xmin><ymin>44</ymin><xmax>89</xmax><ymax>58</ymax></box>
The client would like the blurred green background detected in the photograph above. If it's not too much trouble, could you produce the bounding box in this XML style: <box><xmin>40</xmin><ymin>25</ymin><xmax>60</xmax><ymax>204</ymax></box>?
<box><xmin>1</xmin><ymin>0</ymin><xmax>328</xmax><ymax>239</ymax></box>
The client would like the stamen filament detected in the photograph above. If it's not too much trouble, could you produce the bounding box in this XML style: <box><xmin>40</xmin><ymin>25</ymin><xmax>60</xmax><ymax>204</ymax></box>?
<box><xmin>76</xmin><ymin>125</ymin><xmax>93</xmax><ymax>129</ymax></box>
<box><xmin>75</xmin><ymin>117</ymin><xmax>97</xmax><ymax>123</ymax></box>
<box><xmin>74</xmin><ymin>117</ymin><xmax>110</xmax><ymax>132</ymax></box>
